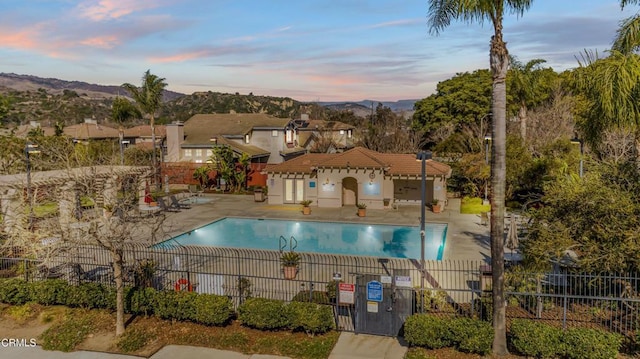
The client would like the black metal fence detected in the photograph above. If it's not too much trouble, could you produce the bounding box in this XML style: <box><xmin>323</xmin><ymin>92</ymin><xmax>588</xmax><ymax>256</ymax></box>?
<box><xmin>1</xmin><ymin>244</ymin><xmax>639</xmax><ymax>338</ymax></box>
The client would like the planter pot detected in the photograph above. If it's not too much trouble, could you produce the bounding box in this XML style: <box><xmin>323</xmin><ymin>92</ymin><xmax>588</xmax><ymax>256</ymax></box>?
<box><xmin>302</xmin><ymin>206</ymin><xmax>311</xmax><ymax>215</ymax></box>
<box><xmin>432</xmin><ymin>204</ymin><xmax>441</xmax><ymax>213</ymax></box>
<box><xmin>357</xmin><ymin>208</ymin><xmax>366</xmax><ymax>217</ymax></box>
<box><xmin>283</xmin><ymin>266</ymin><xmax>298</xmax><ymax>280</ymax></box>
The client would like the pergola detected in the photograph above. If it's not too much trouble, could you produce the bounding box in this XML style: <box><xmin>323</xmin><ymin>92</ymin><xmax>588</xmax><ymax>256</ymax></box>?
<box><xmin>0</xmin><ymin>166</ymin><xmax>152</xmax><ymax>234</ymax></box>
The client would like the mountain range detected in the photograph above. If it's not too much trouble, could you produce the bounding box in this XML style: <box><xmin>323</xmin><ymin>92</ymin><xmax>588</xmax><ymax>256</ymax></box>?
<box><xmin>0</xmin><ymin>73</ymin><xmax>417</xmax><ymax>125</ymax></box>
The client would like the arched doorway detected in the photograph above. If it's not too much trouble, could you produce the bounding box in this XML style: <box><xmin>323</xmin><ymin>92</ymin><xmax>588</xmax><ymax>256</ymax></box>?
<box><xmin>342</xmin><ymin>177</ymin><xmax>357</xmax><ymax>206</ymax></box>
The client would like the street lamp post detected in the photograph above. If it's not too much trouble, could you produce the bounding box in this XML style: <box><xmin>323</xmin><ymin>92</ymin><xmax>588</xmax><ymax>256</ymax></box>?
<box><xmin>25</xmin><ymin>142</ymin><xmax>41</xmax><ymax>231</ymax></box>
<box><xmin>570</xmin><ymin>138</ymin><xmax>583</xmax><ymax>178</ymax></box>
<box><xmin>416</xmin><ymin>150</ymin><xmax>433</xmax><ymax>308</ymax></box>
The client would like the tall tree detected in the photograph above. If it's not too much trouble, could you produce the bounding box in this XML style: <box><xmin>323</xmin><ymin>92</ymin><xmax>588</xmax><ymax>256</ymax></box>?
<box><xmin>122</xmin><ymin>70</ymin><xmax>167</xmax><ymax>189</ymax></box>
<box><xmin>427</xmin><ymin>0</ymin><xmax>532</xmax><ymax>355</ymax></box>
<box><xmin>508</xmin><ymin>57</ymin><xmax>554</xmax><ymax>140</ymax></box>
<box><xmin>612</xmin><ymin>0</ymin><xmax>640</xmax><ymax>54</ymax></box>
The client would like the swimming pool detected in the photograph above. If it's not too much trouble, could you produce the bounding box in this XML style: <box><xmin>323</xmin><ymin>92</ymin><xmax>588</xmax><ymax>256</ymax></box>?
<box><xmin>163</xmin><ymin>218</ymin><xmax>447</xmax><ymax>260</ymax></box>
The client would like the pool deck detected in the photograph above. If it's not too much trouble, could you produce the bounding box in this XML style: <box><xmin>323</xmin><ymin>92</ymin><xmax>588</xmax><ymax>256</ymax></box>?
<box><xmin>160</xmin><ymin>194</ymin><xmax>491</xmax><ymax>263</ymax></box>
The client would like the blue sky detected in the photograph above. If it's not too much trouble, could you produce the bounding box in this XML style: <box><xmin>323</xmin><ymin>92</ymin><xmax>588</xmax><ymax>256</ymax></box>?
<box><xmin>0</xmin><ymin>1</ymin><xmax>636</xmax><ymax>102</ymax></box>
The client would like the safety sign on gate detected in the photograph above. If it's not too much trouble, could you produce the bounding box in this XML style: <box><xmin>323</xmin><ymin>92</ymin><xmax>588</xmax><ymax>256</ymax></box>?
<box><xmin>338</xmin><ymin>283</ymin><xmax>355</xmax><ymax>305</ymax></box>
<box><xmin>366</xmin><ymin>280</ymin><xmax>383</xmax><ymax>302</ymax></box>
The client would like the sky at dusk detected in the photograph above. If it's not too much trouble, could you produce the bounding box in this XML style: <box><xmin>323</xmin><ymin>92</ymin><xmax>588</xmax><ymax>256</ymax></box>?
<box><xmin>0</xmin><ymin>0</ymin><xmax>636</xmax><ymax>102</ymax></box>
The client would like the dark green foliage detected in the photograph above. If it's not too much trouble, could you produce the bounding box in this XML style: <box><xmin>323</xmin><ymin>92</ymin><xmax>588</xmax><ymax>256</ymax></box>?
<box><xmin>126</xmin><ymin>287</ymin><xmax>156</xmax><ymax>316</ymax></box>
<box><xmin>0</xmin><ymin>278</ymin><xmax>31</xmax><ymax>305</ymax></box>
<box><xmin>238</xmin><ymin>297</ymin><xmax>290</xmax><ymax>330</ymax></box>
<box><xmin>509</xmin><ymin>319</ymin><xmax>565</xmax><ymax>358</ymax></box>
<box><xmin>447</xmin><ymin>317</ymin><xmax>493</xmax><ymax>355</ymax></box>
<box><xmin>287</xmin><ymin>302</ymin><xmax>335</xmax><ymax>335</ymax></box>
<box><xmin>403</xmin><ymin>314</ymin><xmax>451</xmax><ymax>349</ymax></box>
<box><xmin>190</xmin><ymin>293</ymin><xmax>234</xmax><ymax>326</ymax></box>
<box><xmin>153</xmin><ymin>290</ymin><xmax>192</xmax><ymax>320</ymax></box>
<box><xmin>562</xmin><ymin>327</ymin><xmax>622</xmax><ymax>359</ymax></box>
<box><xmin>65</xmin><ymin>283</ymin><xmax>113</xmax><ymax>309</ymax></box>
<box><xmin>291</xmin><ymin>290</ymin><xmax>330</xmax><ymax>304</ymax></box>
<box><xmin>30</xmin><ymin>279</ymin><xmax>69</xmax><ymax>305</ymax></box>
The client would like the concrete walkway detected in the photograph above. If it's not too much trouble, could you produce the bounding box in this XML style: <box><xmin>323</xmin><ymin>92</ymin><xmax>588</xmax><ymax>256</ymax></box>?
<box><xmin>2</xmin><ymin>333</ymin><xmax>406</xmax><ymax>359</ymax></box>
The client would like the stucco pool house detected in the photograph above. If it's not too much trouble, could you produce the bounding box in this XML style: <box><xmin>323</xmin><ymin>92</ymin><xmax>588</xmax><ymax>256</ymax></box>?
<box><xmin>264</xmin><ymin>147</ymin><xmax>452</xmax><ymax>210</ymax></box>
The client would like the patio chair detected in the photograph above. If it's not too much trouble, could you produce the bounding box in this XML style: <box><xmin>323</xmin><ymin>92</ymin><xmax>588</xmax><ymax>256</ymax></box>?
<box><xmin>188</xmin><ymin>184</ymin><xmax>204</xmax><ymax>197</ymax></box>
<box><xmin>170</xmin><ymin>195</ymin><xmax>191</xmax><ymax>209</ymax></box>
<box><xmin>157</xmin><ymin>197</ymin><xmax>180</xmax><ymax>212</ymax></box>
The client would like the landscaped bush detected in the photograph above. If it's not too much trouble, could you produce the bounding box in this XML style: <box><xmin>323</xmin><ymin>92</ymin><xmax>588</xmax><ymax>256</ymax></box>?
<box><xmin>509</xmin><ymin>319</ymin><xmax>564</xmax><ymax>358</ymax></box>
<box><xmin>288</xmin><ymin>301</ymin><xmax>334</xmax><ymax>335</ymax></box>
<box><xmin>126</xmin><ymin>287</ymin><xmax>156</xmax><ymax>316</ymax></box>
<box><xmin>65</xmin><ymin>283</ymin><xmax>113</xmax><ymax>309</ymax></box>
<box><xmin>238</xmin><ymin>297</ymin><xmax>290</xmax><ymax>330</ymax></box>
<box><xmin>153</xmin><ymin>290</ymin><xmax>194</xmax><ymax>321</ymax></box>
<box><xmin>30</xmin><ymin>279</ymin><xmax>69</xmax><ymax>305</ymax></box>
<box><xmin>0</xmin><ymin>278</ymin><xmax>31</xmax><ymax>305</ymax></box>
<box><xmin>291</xmin><ymin>290</ymin><xmax>330</xmax><ymax>304</ymax></box>
<box><xmin>448</xmin><ymin>317</ymin><xmax>493</xmax><ymax>355</ymax></box>
<box><xmin>403</xmin><ymin>314</ymin><xmax>451</xmax><ymax>349</ymax></box>
<box><xmin>189</xmin><ymin>293</ymin><xmax>234</xmax><ymax>326</ymax></box>
<box><xmin>562</xmin><ymin>327</ymin><xmax>622</xmax><ymax>359</ymax></box>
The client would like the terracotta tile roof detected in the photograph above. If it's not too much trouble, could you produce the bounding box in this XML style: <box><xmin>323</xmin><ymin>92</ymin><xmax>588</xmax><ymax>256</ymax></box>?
<box><xmin>123</xmin><ymin>125</ymin><xmax>166</xmax><ymax>138</ymax></box>
<box><xmin>264</xmin><ymin>147</ymin><xmax>451</xmax><ymax>177</ymax></box>
<box><xmin>264</xmin><ymin>153</ymin><xmax>334</xmax><ymax>174</ymax></box>
<box><xmin>64</xmin><ymin>122</ymin><xmax>120</xmax><ymax>139</ymax></box>
<box><xmin>182</xmin><ymin>113</ymin><xmax>291</xmax><ymax>145</ymax></box>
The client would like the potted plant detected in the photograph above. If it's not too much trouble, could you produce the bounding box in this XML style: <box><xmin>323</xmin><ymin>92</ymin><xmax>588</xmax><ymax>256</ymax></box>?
<box><xmin>356</xmin><ymin>203</ymin><xmax>367</xmax><ymax>217</ymax></box>
<box><xmin>300</xmin><ymin>200</ymin><xmax>312</xmax><ymax>215</ymax></box>
<box><xmin>281</xmin><ymin>251</ymin><xmax>301</xmax><ymax>279</ymax></box>
<box><xmin>432</xmin><ymin>199</ymin><xmax>441</xmax><ymax>213</ymax></box>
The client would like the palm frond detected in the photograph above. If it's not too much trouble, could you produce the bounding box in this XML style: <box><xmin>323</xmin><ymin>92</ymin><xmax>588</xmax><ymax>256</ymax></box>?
<box><xmin>612</xmin><ymin>14</ymin><xmax>640</xmax><ymax>54</ymax></box>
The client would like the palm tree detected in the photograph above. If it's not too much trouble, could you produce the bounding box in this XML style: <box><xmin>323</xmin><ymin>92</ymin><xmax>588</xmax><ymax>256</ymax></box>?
<box><xmin>509</xmin><ymin>57</ymin><xmax>552</xmax><ymax>140</ymax></box>
<box><xmin>122</xmin><ymin>70</ymin><xmax>167</xmax><ymax>189</ymax></box>
<box><xmin>427</xmin><ymin>0</ymin><xmax>533</xmax><ymax>355</ymax></box>
<box><xmin>613</xmin><ymin>0</ymin><xmax>640</xmax><ymax>54</ymax></box>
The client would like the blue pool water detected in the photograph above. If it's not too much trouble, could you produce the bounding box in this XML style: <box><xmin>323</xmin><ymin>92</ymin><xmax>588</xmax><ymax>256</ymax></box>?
<box><xmin>164</xmin><ymin>218</ymin><xmax>447</xmax><ymax>260</ymax></box>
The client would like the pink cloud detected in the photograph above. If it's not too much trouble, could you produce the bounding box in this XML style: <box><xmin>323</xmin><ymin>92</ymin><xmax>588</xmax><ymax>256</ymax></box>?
<box><xmin>79</xmin><ymin>35</ymin><xmax>120</xmax><ymax>49</ymax></box>
<box><xmin>148</xmin><ymin>50</ymin><xmax>210</xmax><ymax>63</ymax></box>
<box><xmin>76</xmin><ymin>0</ymin><xmax>162</xmax><ymax>21</ymax></box>
<box><xmin>0</xmin><ymin>29</ymin><xmax>39</xmax><ymax>50</ymax></box>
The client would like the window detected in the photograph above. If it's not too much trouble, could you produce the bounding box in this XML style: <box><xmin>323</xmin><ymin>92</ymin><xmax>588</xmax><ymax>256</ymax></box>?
<box><xmin>340</xmin><ymin>130</ymin><xmax>345</xmax><ymax>135</ymax></box>
<box><xmin>195</xmin><ymin>149</ymin><xmax>202</xmax><ymax>157</ymax></box>
<box><xmin>184</xmin><ymin>149</ymin><xmax>192</xmax><ymax>157</ymax></box>
<box><xmin>206</xmin><ymin>149</ymin><xmax>212</xmax><ymax>157</ymax></box>
<box><xmin>272</xmin><ymin>130</ymin><xmax>278</xmax><ymax>137</ymax></box>
<box><xmin>286</xmin><ymin>129</ymin><xmax>293</xmax><ymax>143</ymax></box>
<box><xmin>245</xmin><ymin>134</ymin><xmax>250</xmax><ymax>144</ymax></box>
<box><xmin>347</xmin><ymin>130</ymin><xmax>352</xmax><ymax>138</ymax></box>
<box><xmin>195</xmin><ymin>159</ymin><xmax>203</xmax><ymax>163</ymax></box>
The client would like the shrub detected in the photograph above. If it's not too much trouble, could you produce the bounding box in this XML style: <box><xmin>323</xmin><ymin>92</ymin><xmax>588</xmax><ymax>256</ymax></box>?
<box><xmin>509</xmin><ymin>319</ymin><xmax>564</xmax><ymax>358</ymax></box>
<box><xmin>126</xmin><ymin>287</ymin><xmax>156</xmax><ymax>316</ymax></box>
<box><xmin>189</xmin><ymin>293</ymin><xmax>234</xmax><ymax>326</ymax></box>
<box><xmin>448</xmin><ymin>317</ymin><xmax>493</xmax><ymax>355</ymax></box>
<box><xmin>0</xmin><ymin>278</ymin><xmax>31</xmax><ymax>305</ymax></box>
<box><xmin>30</xmin><ymin>279</ymin><xmax>69</xmax><ymax>305</ymax></box>
<box><xmin>562</xmin><ymin>327</ymin><xmax>622</xmax><ymax>359</ymax></box>
<box><xmin>403</xmin><ymin>314</ymin><xmax>451</xmax><ymax>349</ymax></box>
<box><xmin>238</xmin><ymin>297</ymin><xmax>290</xmax><ymax>330</ymax></box>
<box><xmin>288</xmin><ymin>302</ymin><xmax>335</xmax><ymax>335</ymax></box>
<box><xmin>153</xmin><ymin>290</ymin><xmax>198</xmax><ymax>321</ymax></box>
<box><xmin>65</xmin><ymin>283</ymin><xmax>113</xmax><ymax>309</ymax></box>
<box><xmin>291</xmin><ymin>290</ymin><xmax>330</xmax><ymax>304</ymax></box>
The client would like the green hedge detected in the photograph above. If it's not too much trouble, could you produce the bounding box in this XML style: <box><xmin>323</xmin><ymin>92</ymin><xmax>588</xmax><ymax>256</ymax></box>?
<box><xmin>448</xmin><ymin>317</ymin><xmax>493</xmax><ymax>355</ymax></box>
<box><xmin>126</xmin><ymin>287</ymin><xmax>156</xmax><ymax>316</ymax></box>
<box><xmin>65</xmin><ymin>282</ymin><xmax>114</xmax><ymax>309</ymax></box>
<box><xmin>288</xmin><ymin>301</ymin><xmax>335</xmax><ymax>334</ymax></box>
<box><xmin>153</xmin><ymin>290</ymin><xmax>233</xmax><ymax>326</ymax></box>
<box><xmin>403</xmin><ymin>314</ymin><xmax>451</xmax><ymax>349</ymax></box>
<box><xmin>238</xmin><ymin>297</ymin><xmax>290</xmax><ymax>330</ymax></box>
<box><xmin>0</xmin><ymin>278</ymin><xmax>31</xmax><ymax>305</ymax></box>
<box><xmin>29</xmin><ymin>279</ymin><xmax>69</xmax><ymax>306</ymax></box>
<box><xmin>510</xmin><ymin>319</ymin><xmax>565</xmax><ymax>358</ymax></box>
<box><xmin>562</xmin><ymin>327</ymin><xmax>622</xmax><ymax>359</ymax></box>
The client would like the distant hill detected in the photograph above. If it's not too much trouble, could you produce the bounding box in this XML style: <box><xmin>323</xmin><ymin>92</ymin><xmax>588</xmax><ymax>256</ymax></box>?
<box><xmin>0</xmin><ymin>73</ymin><xmax>185</xmax><ymax>101</ymax></box>
<box><xmin>0</xmin><ymin>73</ymin><xmax>418</xmax><ymax>126</ymax></box>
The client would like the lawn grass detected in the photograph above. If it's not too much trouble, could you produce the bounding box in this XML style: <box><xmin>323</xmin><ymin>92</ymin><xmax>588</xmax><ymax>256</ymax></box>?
<box><xmin>459</xmin><ymin>197</ymin><xmax>490</xmax><ymax>214</ymax></box>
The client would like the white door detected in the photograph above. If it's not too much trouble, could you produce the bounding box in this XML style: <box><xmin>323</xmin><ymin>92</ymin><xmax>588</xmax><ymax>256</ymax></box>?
<box><xmin>284</xmin><ymin>179</ymin><xmax>294</xmax><ymax>203</ymax></box>
<box><xmin>295</xmin><ymin>179</ymin><xmax>305</xmax><ymax>202</ymax></box>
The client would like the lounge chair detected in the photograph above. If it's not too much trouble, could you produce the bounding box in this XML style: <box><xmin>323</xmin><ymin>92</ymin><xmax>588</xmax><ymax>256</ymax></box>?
<box><xmin>157</xmin><ymin>197</ymin><xmax>180</xmax><ymax>212</ymax></box>
<box><xmin>188</xmin><ymin>184</ymin><xmax>204</xmax><ymax>197</ymax></box>
<box><xmin>170</xmin><ymin>195</ymin><xmax>191</xmax><ymax>209</ymax></box>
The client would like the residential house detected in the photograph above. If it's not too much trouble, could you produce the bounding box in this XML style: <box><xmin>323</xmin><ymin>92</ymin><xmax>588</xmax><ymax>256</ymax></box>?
<box><xmin>263</xmin><ymin>147</ymin><xmax>451</xmax><ymax>210</ymax></box>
